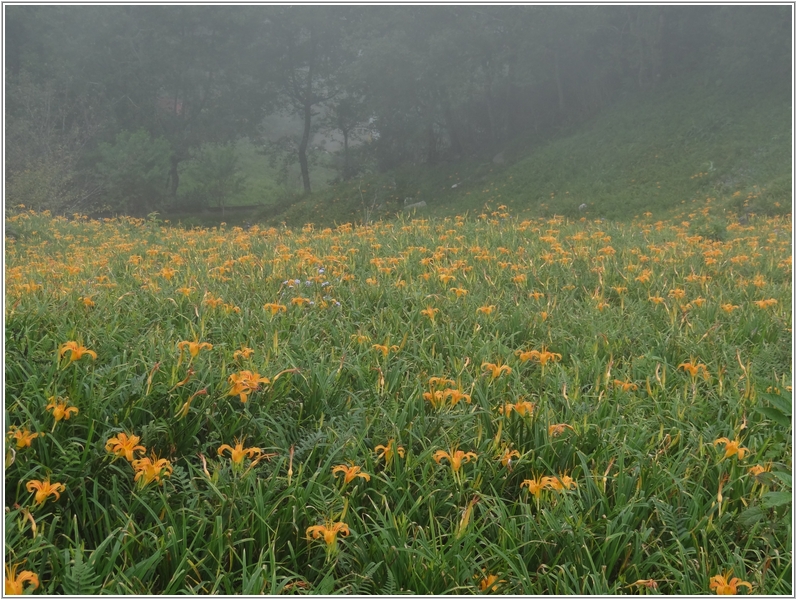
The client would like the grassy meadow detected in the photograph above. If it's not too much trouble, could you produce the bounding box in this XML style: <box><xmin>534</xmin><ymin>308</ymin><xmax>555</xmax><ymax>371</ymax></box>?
<box><xmin>4</xmin><ymin>200</ymin><xmax>792</xmax><ymax>594</ymax></box>
<box><xmin>250</xmin><ymin>75</ymin><xmax>791</xmax><ymax>230</ymax></box>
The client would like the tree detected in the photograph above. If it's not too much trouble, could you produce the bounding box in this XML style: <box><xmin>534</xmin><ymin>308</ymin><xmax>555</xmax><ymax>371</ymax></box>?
<box><xmin>178</xmin><ymin>143</ymin><xmax>246</xmax><ymax>215</ymax></box>
<box><xmin>114</xmin><ymin>7</ymin><xmax>266</xmax><ymax>199</ymax></box>
<box><xmin>351</xmin><ymin>7</ymin><xmax>453</xmax><ymax>168</ymax></box>
<box><xmin>5</xmin><ymin>6</ymin><xmax>267</xmax><ymax>214</ymax></box>
<box><xmin>262</xmin><ymin>7</ymin><xmax>357</xmax><ymax>193</ymax></box>
<box><xmin>93</xmin><ymin>129</ymin><xmax>172</xmax><ymax>216</ymax></box>
<box><xmin>6</xmin><ymin>5</ymin><xmax>791</xmax><ymax>216</ymax></box>
<box><xmin>5</xmin><ymin>74</ymin><xmax>110</xmax><ymax>213</ymax></box>
<box><xmin>321</xmin><ymin>94</ymin><xmax>369</xmax><ymax>180</ymax></box>
<box><xmin>5</xmin><ymin>6</ymin><xmax>114</xmax><ymax>212</ymax></box>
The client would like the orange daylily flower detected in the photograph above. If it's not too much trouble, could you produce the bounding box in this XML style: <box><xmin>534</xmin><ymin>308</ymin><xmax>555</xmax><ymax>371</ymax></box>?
<box><xmin>306</xmin><ymin>521</ymin><xmax>350</xmax><ymax>547</ymax></box>
<box><xmin>497</xmin><ymin>448</ymin><xmax>520</xmax><ymax>468</ymax></box>
<box><xmin>5</xmin><ymin>563</ymin><xmax>39</xmax><ymax>595</ymax></box>
<box><xmin>26</xmin><ymin>478</ymin><xmax>66</xmax><ymax>505</ymax></box>
<box><xmin>233</xmin><ymin>346</ymin><xmax>255</xmax><ymax>360</ymax></box>
<box><xmin>449</xmin><ymin>287</ymin><xmax>469</xmax><ymax>298</ymax></box>
<box><xmin>709</xmin><ymin>571</ymin><xmax>752</xmax><ymax>595</ymax></box>
<box><xmin>374</xmin><ymin>439</ymin><xmax>405</xmax><ymax>465</ymax></box>
<box><xmin>428</xmin><ymin>376</ymin><xmax>456</xmax><ymax>388</ymax></box>
<box><xmin>521</xmin><ymin>475</ymin><xmax>555</xmax><ymax>499</ymax></box>
<box><xmin>713</xmin><ymin>437</ymin><xmax>748</xmax><ymax>460</ymax></box>
<box><xmin>204</xmin><ymin>293</ymin><xmax>224</xmax><ymax>308</ymax></box>
<box><xmin>612</xmin><ymin>379</ymin><xmax>638</xmax><ymax>392</ymax></box>
<box><xmin>548</xmin><ymin>473</ymin><xmax>578</xmax><ymax>491</ymax></box>
<box><xmin>372</xmin><ymin>344</ymin><xmax>399</xmax><ymax>357</ymax></box>
<box><xmin>668</xmin><ymin>288</ymin><xmax>686</xmax><ymax>300</ymax></box>
<box><xmin>678</xmin><ymin>360</ymin><xmax>710</xmax><ymax>380</ymax></box>
<box><xmin>17</xmin><ymin>282</ymin><xmax>43</xmax><ymax>294</ymax></box>
<box><xmin>499</xmin><ymin>400</ymin><xmax>535</xmax><ymax>417</ymax></box>
<box><xmin>420</xmin><ymin>306</ymin><xmax>439</xmax><ymax>323</ymax></box>
<box><xmin>482</xmin><ymin>362</ymin><xmax>512</xmax><ymax>380</ymax></box>
<box><xmin>58</xmin><ymin>341</ymin><xmax>97</xmax><ymax>362</ymax></box>
<box><xmin>548</xmin><ymin>423</ymin><xmax>574</xmax><ymax>437</ymax></box>
<box><xmin>753</xmin><ymin>298</ymin><xmax>778</xmax><ymax>309</ymax></box>
<box><xmin>132</xmin><ymin>454</ymin><xmax>173</xmax><ymax>487</ymax></box>
<box><xmin>516</xmin><ymin>348</ymin><xmax>562</xmax><ymax>366</ymax></box>
<box><xmin>228</xmin><ymin>370</ymin><xmax>270</xmax><ymax>403</ymax></box>
<box><xmin>444</xmin><ymin>388</ymin><xmax>472</xmax><ymax>406</ymax></box>
<box><xmin>7</xmin><ymin>426</ymin><xmax>40</xmax><ymax>449</ymax></box>
<box><xmin>433</xmin><ymin>448</ymin><xmax>478</xmax><ymax>472</ymax></box>
<box><xmin>177</xmin><ymin>340</ymin><xmax>213</xmax><ymax>358</ymax></box>
<box><xmin>476</xmin><ymin>305</ymin><xmax>496</xmax><ymax>315</ymax></box>
<box><xmin>477</xmin><ymin>572</ymin><xmax>506</xmax><ymax>593</ymax></box>
<box><xmin>747</xmin><ymin>464</ymin><xmax>770</xmax><ymax>477</ymax></box>
<box><xmin>218</xmin><ymin>437</ymin><xmax>263</xmax><ymax>467</ymax></box>
<box><xmin>45</xmin><ymin>396</ymin><xmax>78</xmax><ymax>424</ymax></box>
<box><xmin>263</xmin><ymin>302</ymin><xmax>287</xmax><ymax>315</ymax></box>
<box><xmin>332</xmin><ymin>464</ymin><xmax>371</xmax><ymax>485</ymax></box>
<box><xmin>423</xmin><ymin>390</ymin><xmax>447</xmax><ymax>409</ymax></box>
<box><xmin>105</xmin><ymin>432</ymin><xmax>146</xmax><ymax>462</ymax></box>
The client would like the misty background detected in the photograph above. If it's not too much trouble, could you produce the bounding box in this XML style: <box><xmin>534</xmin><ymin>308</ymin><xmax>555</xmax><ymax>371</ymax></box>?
<box><xmin>4</xmin><ymin>5</ymin><xmax>791</xmax><ymax>219</ymax></box>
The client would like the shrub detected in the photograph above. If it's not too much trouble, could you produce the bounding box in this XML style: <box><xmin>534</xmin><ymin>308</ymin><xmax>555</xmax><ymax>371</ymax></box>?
<box><xmin>94</xmin><ymin>129</ymin><xmax>173</xmax><ymax>216</ymax></box>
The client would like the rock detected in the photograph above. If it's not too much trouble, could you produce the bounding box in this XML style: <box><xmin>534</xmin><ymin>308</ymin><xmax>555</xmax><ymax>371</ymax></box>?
<box><xmin>403</xmin><ymin>201</ymin><xmax>427</xmax><ymax>211</ymax></box>
<box><xmin>579</xmin><ymin>203</ymin><xmax>587</xmax><ymax>211</ymax></box>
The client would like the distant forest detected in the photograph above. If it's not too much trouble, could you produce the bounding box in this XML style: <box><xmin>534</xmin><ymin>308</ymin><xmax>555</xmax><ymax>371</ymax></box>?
<box><xmin>5</xmin><ymin>5</ymin><xmax>791</xmax><ymax>216</ymax></box>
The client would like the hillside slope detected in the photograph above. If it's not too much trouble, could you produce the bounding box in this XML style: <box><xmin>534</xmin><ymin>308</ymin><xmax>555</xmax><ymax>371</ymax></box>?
<box><xmin>248</xmin><ymin>74</ymin><xmax>791</xmax><ymax>229</ymax></box>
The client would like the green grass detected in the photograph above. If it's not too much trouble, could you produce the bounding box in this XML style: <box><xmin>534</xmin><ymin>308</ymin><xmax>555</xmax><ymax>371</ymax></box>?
<box><xmin>167</xmin><ymin>138</ymin><xmax>343</xmax><ymax>229</ymax></box>
<box><xmin>4</xmin><ymin>201</ymin><xmax>791</xmax><ymax>594</ymax></box>
<box><xmin>251</xmin><ymin>73</ymin><xmax>790</xmax><ymax>229</ymax></box>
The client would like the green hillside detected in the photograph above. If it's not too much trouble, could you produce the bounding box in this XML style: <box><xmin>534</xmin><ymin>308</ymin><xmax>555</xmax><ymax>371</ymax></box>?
<box><xmin>246</xmin><ymin>73</ymin><xmax>790</xmax><ymax>229</ymax></box>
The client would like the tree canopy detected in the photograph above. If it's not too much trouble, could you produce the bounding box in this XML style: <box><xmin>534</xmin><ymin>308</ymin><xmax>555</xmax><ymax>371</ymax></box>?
<box><xmin>5</xmin><ymin>5</ymin><xmax>790</xmax><ymax>215</ymax></box>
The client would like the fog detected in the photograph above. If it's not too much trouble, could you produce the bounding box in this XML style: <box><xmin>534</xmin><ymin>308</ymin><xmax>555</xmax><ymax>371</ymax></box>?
<box><xmin>5</xmin><ymin>5</ymin><xmax>791</xmax><ymax>217</ymax></box>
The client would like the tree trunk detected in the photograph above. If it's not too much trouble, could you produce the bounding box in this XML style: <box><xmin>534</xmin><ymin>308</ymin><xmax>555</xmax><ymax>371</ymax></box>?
<box><xmin>298</xmin><ymin>97</ymin><xmax>312</xmax><ymax>194</ymax></box>
<box><xmin>505</xmin><ymin>66</ymin><xmax>516</xmax><ymax>139</ymax></box>
<box><xmin>554</xmin><ymin>49</ymin><xmax>565</xmax><ymax>114</ymax></box>
<box><xmin>443</xmin><ymin>102</ymin><xmax>463</xmax><ymax>158</ymax></box>
<box><xmin>484</xmin><ymin>65</ymin><xmax>497</xmax><ymax>148</ymax></box>
<box><xmin>342</xmin><ymin>129</ymin><xmax>350</xmax><ymax>180</ymax></box>
<box><xmin>426</xmin><ymin>122</ymin><xmax>437</xmax><ymax>166</ymax></box>
<box><xmin>297</xmin><ymin>51</ymin><xmax>314</xmax><ymax>194</ymax></box>
<box><xmin>168</xmin><ymin>155</ymin><xmax>180</xmax><ymax>197</ymax></box>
